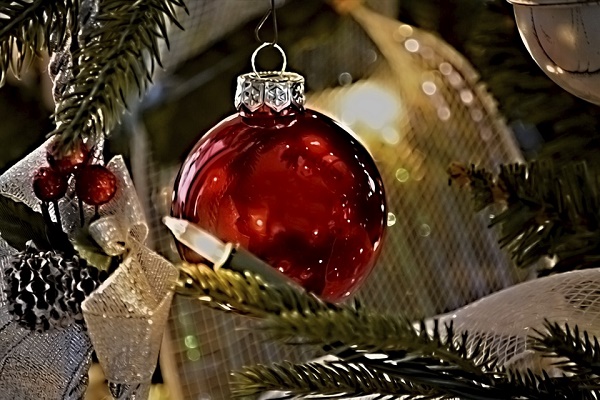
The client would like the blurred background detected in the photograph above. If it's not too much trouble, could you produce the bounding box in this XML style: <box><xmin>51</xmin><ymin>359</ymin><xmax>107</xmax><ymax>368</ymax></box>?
<box><xmin>2</xmin><ymin>0</ymin><xmax>600</xmax><ymax>399</ymax></box>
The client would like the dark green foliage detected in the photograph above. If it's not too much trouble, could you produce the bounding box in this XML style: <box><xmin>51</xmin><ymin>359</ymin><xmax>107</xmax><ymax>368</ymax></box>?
<box><xmin>0</xmin><ymin>0</ymin><xmax>76</xmax><ymax>86</ymax></box>
<box><xmin>451</xmin><ymin>161</ymin><xmax>600</xmax><ymax>275</ymax></box>
<box><xmin>534</xmin><ymin>320</ymin><xmax>600</xmax><ymax>378</ymax></box>
<box><xmin>181</xmin><ymin>265</ymin><xmax>600</xmax><ymax>399</ymax></box>
<box><xmin>51</xmin><ymin>0</ymin><xmax>186</xmax><ymax>154</ymax></box>
<box><xmin>232</xmin><ymin>361</ymin><xmax>443</xmax><ymax>399</ymax></box>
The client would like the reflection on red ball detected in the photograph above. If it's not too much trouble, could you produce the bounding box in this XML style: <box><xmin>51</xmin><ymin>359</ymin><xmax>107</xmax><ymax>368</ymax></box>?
<box><xmin>172</xmin><ymin>108</ymin><xmax>386</xmax><ymax>301</ymax></box>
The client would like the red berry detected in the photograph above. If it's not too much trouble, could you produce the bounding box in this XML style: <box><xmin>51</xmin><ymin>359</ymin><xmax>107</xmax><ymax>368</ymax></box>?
<box><xmin>33</xmin><ymin>167</ymin><xmax>68</xmax><ymax>201</ymax></box>
<box><xmin>75</xmin><ymin>165</ymin><xmax>117</xmax><ymax>206</ymax></box>
<box><xmin>47</xmin><ymin>137</ymin><xmax>90</xmax><ymax>174</ymax></box>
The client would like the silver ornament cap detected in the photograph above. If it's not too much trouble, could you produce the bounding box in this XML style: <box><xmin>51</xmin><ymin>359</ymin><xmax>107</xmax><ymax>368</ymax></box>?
<box><xmin>234</xmin><ymin>43</ymin><xmax>305</xmax><ymax>113</ymax></box>
<box><xmin>235</xmin><ymin>71</ymin><xmax>305</xmax><ymax>112</ymax></box>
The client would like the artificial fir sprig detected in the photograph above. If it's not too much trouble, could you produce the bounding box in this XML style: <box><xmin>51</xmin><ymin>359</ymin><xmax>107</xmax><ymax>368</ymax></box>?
<box><xmin>178</xmin><ymin>263</ymin><xmax>600</xmax><ymax>399</ymax></box>
<box><xmin>177</xmin><ymin>262</ymin><xmax>343</xmax><ymax>318</ymax></box>
<box><xmin>232</xmin><ymin>361</ymin><xmax>443</xmax><ymax>399</ymax></box>
<box><xmin>0</xmin><ymin>0</ymin><xmax>76</xmax><ymax>86</ymax></box>
<box><xmin>178</xmin><ymin>263</ymin><xmax>491</xmax><ymax>375</ymax></box>
<box><xmin>233</xmin><ymin>358</ymin><xmax>598</xmax><ymax>399</ymax></box>
<box><xmin>449</xmin><ymin>160</ymin><xmax>600</xmax><ymax>274</ymax></box>
<box><xmin>533</xmin><ymin>320</ymin><xmax>600</xmax><ymax>378</ymax></box>
<box><xmin>51</xmin><ymin>0</ymin><xmax>187</xmax><ymax>154</ymax></box>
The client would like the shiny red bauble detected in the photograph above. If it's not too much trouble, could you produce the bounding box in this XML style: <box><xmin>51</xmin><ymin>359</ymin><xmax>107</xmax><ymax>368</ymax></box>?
<box><xmin>47</xmin><ymin>137</ymin><xmax>90</xmax><ymax>174</ymax></box>
<box><xmin>75</xmin><ymin>165</ymin><xmax>117</xmax><ymax>206</ymax></box>
<box><xmin>33</xmin><ymin>167</ymin><xmax>68</xmax><ymax>201</ymax></box>
<box><xmin>172</xmin><ymin>106</ymin><xmax>386</xmax><ymax>301</ymax></box>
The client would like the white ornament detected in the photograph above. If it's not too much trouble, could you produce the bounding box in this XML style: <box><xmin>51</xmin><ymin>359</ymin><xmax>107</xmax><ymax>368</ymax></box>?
<box><xmin>508</xmin><ymin>0</ymin><xmax>600</xmax><ymax>105</ymax></box>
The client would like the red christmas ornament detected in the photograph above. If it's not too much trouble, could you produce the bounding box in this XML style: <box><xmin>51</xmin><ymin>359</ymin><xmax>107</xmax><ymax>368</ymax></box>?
<box><xmin>33</xmin><ymin>167</ymin><xmax>68</xmax><ymax>201</ymax></box>
<box><xmin>75</xmin><ymin>165</ymin><xmax>117</xmax><ymax>206</ymax></box>
<box><xmin>172</xmin><ymin>68</ymin><xmax>386</xmax><ymax>301</ymax></box>
<box><xmin>47</xmin><ymin>137</ymin><xmax>90</xmax><ymax>174</ymax></box>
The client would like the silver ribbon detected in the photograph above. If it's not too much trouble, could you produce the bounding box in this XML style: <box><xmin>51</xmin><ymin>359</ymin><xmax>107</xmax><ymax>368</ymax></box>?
<box><xmin>81</xmin><ymin>157</ymin><xmax>177</xmax><ymax>399</ymax></box>
<box><xmin>0</xmin><ymin>139</ymin><xmax>92</xmax><ymax>399</ymax></box>
<box><xmin>0</xmin><ymin>139</ymin><xmax>177</xmax><ymax>400</ymax></box>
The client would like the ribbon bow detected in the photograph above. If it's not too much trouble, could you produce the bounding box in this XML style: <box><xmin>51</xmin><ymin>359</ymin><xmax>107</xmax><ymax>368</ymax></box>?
<box><xmin>81</xmin><ymin>156</ymin><xmax>178</xmax><ymax>399</ymax></box>
<box><xmin>0</xmin><ymin>139</ymin><xmax>177</xmax><ymax>400</ymax></box>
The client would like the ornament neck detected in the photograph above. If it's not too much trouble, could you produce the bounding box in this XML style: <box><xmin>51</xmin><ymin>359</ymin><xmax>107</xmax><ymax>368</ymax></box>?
<box><xmin>239</xmin><ymin>104</ymin><xmax>300</xmax><ymax>118</ymax></box>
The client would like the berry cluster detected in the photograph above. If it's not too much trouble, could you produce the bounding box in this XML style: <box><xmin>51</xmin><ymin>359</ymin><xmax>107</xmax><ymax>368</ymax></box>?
<box><xmin>33</xmin><ymin>138</ymin><xmax>117</xmax><ymax>208</ymax></box>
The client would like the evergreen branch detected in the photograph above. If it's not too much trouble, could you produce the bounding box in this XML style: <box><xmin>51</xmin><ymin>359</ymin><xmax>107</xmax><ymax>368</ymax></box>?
<box><xmin>264</xmin><ymin>313</ymin><xmax>495</xmax><ymax>379</ymax></box>
<box><xmin>364</xmin><ymin>359</ymin><xmax>598</xmax><ymax>400</ymax></box>
<box><xmin>177</xmin><ymin>262</ymin><xmax>342</xmax><ymax>318</ymax></box>
<box><xmin>449</xmin><ymin>160</ymin><xmax>600</xmax><ymax>274</ymax></box>
<box><xmin>179</xmin><ymin>264</ymin><xmax>600</xmax><ymax>398</ymax></box>
<box><xmin>447</xmin><ymin>162</ymin><xmax>506</xmax><ymax>211</ymax></box>
<box><xmin>533</xmin><ymin>320</ymin><xmax>600</xmax><ymax>378</ymax></box>
<box><xmin>177</xmin><ymin>263</ymin><xmax>493</xmax><ymax>376</ymax></box>
<box><xmin>232</xmin><ymin>358</ymin><xmax>598</xmax><ymax>399</ymax></box>
<box><xmin>501</xmin><ymin>369</ymin><xmax>599</xmax><ymax>400</ymax></box>
<box><xmin>0</xmin><ymin>0</ymin><xmax>75</xmax><ymax>85</ymax></box>
<box><xmin>231</xmin><ymin>361</ymin><xmax>442</xmax><ymax>399</ymax></box>
<box><xmin>51</xmin><ymin>0</ymin><xmax>186</xmax><ymax>153</ymax></box>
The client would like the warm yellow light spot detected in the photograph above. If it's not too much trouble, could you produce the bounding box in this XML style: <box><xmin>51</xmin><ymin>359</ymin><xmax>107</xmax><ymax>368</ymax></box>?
<box><xmin>405</xmin><ymin>39</ymin><xmax>419</xmax><ymax>53</ymax></box>
<box><xmin>395</xmin><ymin>168</ymin><xmax>409</xmax><ymax>183</ymax></box>
<box><xmin>339</xmin><ymin>83</ymin><xmax>401</xmax><ymax>130</ymax></box>
<box><xmin>387</xmin><ymin>212</ymin><xmax>397</xmax><ymax>227</ymax></box>
<box><xmin>185</xmin><ymin>335</ymin><xmax>199</xmax><ymax>349</ymax></box>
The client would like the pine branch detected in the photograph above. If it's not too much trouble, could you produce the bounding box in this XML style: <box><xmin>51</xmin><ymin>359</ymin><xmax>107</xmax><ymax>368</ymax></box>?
<box><xmin>178</xmin><ymin>264</ymin><xmax>496</xmax><ymax>397</ymax></box>
<box><xmin>264</xmin><ymin>312</ymin><xmax>496</xmax><ymax>379</ymax></box>
<box><xmin>177</xmin><ymin>262</ymin><xmax>343</xmax><ymax>318</ymax></box>
<box><xmin>51</xmin><ymin>0</ymin><xmax>186</xmax><ymax>153</ymax></box>
<box><xmin>0</xmin><ymin>0</ymin><xmax>75</xmax><ymax>85</ymax></box>
<box><xmin>533</xmin><ymin>320</ymin><xmax>600</xmax><ymax>378</ymax></box>
<box><xmin>179</xmin><ymin>264</ymin><xmax>600</xmax><ymax>399</ymax></box>
<box><xmin>232</xmin><ymin>358</ymin><xmax>598</xmax><ymax>399</ymax></box>
<box><xmin>231</xmin><ymin>361</ymin><xmax>442</xmax><ymax>399</ymax></box>
<box><xmin>449</xmin><ymin>160</ymin><xmax>600</xmax><ymax>274</ymax></box>
<box><xmin>177</xmin><ymin>264</ymin><xmax>493</xmax><ymax>377</ymax></box>
<box><xmin>502</xmin><ymin>369</ymin><xmax>599</xmax><ymax>400</ymax></box>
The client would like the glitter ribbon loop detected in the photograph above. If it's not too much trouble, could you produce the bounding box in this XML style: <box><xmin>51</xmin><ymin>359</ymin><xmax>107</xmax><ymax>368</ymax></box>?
<box><xmin>82</xmin><ymin>157</ymin><xmax>177</xmax><ymax>399</ymax></box>
<box><xmin>0</xmin><ymin>139</ymin><xmax>176</xmax><ymax>400</ymax></box>
<box><xmin>88</xmin><ymin>216</ymin><xmax>128</xmax><ymax>256</ymax></box>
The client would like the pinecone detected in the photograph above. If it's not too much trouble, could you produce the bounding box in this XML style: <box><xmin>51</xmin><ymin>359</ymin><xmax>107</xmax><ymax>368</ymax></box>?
<box><xmin>5</xmin><ymin>242</ymin><xmax>109</xmax><ymax>332</ymax></box>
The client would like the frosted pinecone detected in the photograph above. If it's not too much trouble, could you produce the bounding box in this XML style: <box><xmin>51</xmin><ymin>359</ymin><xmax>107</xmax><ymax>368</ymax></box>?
<box><xmin>5</xmin><ymin>242</ymin><xmax>109</xmax><ymax>332</ymax></box>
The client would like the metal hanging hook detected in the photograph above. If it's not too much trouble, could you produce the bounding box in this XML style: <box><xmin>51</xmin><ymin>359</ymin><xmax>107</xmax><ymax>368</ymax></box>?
<box><xmin>251</xmin><ymin>42</ymin><xmax>287</xmax><ymax>76</ymax></box>
<box><xmin>255</xmin><ymin>0</ymin><xmax>278</xmax><ymax>45</ymax></box>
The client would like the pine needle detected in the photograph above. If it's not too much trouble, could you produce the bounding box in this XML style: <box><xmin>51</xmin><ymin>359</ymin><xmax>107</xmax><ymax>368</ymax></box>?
<box><xmin>231</xmin><ymin>361</ymin><xmax>442</xmax><ymax>399</ymax></box>
<box><xmin>0</xmin><ymin>0</ymin><xmax>76</xmax><ymax>86</ymax></box>
<box><xmin>178</xmin><ymin>264</ymin><xmax>600</xmax><ymax>399</ymax></box>
<box><xmin>533</xmin><ymin>320</ymin><xmax>600</xmax><ymax>378</ymax></box>
<box><xmin>51</xmin><ymin>0</ymin><xmax>186</xmax><ymax>153</ymax></box>
<box><xmin>449</xmin><ymin>160</ymin><xmax>600</xmax><ymax>274</ymax></box>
